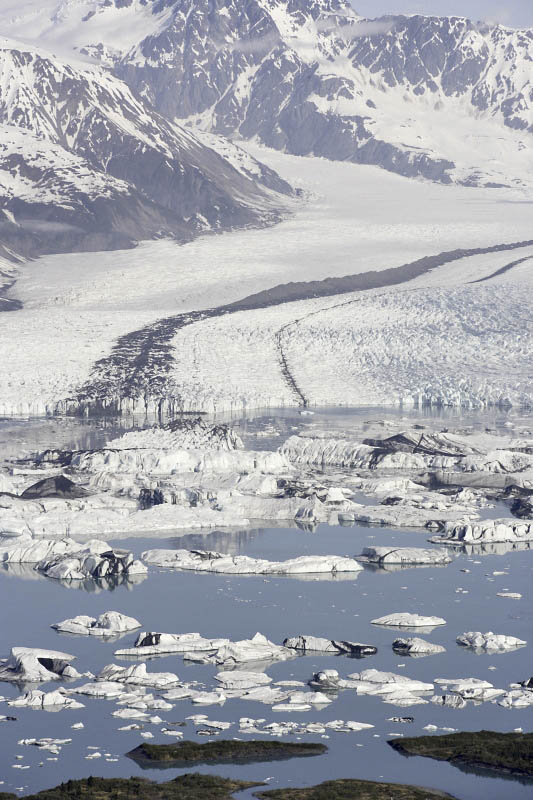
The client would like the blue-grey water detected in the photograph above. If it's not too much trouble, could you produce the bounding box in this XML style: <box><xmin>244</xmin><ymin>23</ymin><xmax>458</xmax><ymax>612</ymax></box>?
<box><xmin>0</xmin><ymin>408</ymin><xmax>532</xmax><ymax>799</ymax></box>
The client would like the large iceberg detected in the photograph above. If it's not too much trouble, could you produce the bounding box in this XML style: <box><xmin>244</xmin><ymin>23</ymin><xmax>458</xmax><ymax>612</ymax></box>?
<box><xmin>456</xmin><ymin>631</ymin><xmax>527</xmax><ymax>652</ymax></box>
<box><xmin>0</xmin><ymin>647</ymin><xmax>79</xmax><ymax>683</ymax></box>
<box><xmin>392</xmin><ymin>638</ymin><xmax>446</xmax><ymax>657</ymax></box>
<box><xmin>357</xmin><ymin>547</ymin><xmax>452</xmax><ymax>566</ymax></box>
<box><xmin>283</xmin><ymin>636</ymin><xmax>377</xmax><ymax>657</ymax></box>
<box><xmin>142</xmin><ymin>549</ymin><xmax>363</xmax><ymax>575</ymax></box>
<box><xmin>52</xmin><ymin>611</ymin><xmax>141</xmax><ymax>637</ymax></box>
<box><xmin>371</xmin><ymin>613</ymin><xmax>446</xmax><ymax>628</ymax></box>
<box><xmin>432</xmin><ymin>519</ymin><xmax>533</xmax><ymax>545</ymax></box>
<box><xmin>115</xmin><ymin>631</ymin><xmax>229</xmax><ymax>658</ymax></box>
<box><xmin>8</xmin><ymin>689</ymin><xmax>84</xmax><ymax>711</ymax></box>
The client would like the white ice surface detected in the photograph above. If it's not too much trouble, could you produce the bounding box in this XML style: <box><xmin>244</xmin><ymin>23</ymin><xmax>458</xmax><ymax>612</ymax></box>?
<box><xmin>1</xmin><ymin>145</ymin><xmax>533</xmax><ymax>414</ymax></box>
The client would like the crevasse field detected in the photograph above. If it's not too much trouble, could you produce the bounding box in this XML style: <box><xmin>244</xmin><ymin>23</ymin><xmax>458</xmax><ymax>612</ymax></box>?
<box><xmin>1</xmin><ymin>144</ymin><xmax>532</xmax><ymax>415</ymax></box>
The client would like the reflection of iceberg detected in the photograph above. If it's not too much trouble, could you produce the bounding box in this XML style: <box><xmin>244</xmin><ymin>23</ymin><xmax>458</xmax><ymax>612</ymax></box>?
<box><xmin>279</xmin><ymin>571</ymin><xmax>360</xmax><ymax>583</ymax></box>
<box><xmin>0</xmin><ymin>562</ymin><xmax>43</xmax><ymax>582</ymax></box>
<box><xmin>1</xmin><ymin>562</ymin><xmax>146</xmax><ymax>593</ymax></box>
<box><xmin>464</xmin><ymin>645</ymin><xmax>526</xmax><ymax>656</ymax></box>
<box><xmin>447</xmin><ymin>541</ymin><xmax>533</xmax><ymax>557</ymax></box>
<box><xmin>362</xmin><ymin>562</ymin><xmax>449</xmax><ymax>574</ymax></box>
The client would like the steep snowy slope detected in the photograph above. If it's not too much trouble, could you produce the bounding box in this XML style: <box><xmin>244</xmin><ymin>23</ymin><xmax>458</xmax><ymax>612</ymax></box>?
<box><xmin>1</xmin><ymin>0</ymin><xmax>530</xmax><ymax>187</ymax></box>
<box><xmin>0</xmin><ymin>41</ymin><xmax>292</xmax><ymax>258</ymax></box>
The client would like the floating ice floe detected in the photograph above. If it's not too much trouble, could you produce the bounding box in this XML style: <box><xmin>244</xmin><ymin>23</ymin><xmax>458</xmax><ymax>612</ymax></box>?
<box><xmin>432</xmin><ymin>519</ymin><xmax>533</xmax><ymax>545</ymax></box>
<box><xmin>431</xmin><ymin>676</ymin><xmax>506</xmax><ymax>704</ymax></box>
<box><xmin>37</xmin><ymin>542</ymin><xmax>147</xmax><ymax>582</ymax></box>
<box><xmin>106</xmin><ymin>418</ymin><xmax>243</xmax><ymax>453</ymax></box>
<box><xmin>52</xmin><ymin>611</ymin><xmax>141</xmax><ymax>636</ymax></box>
<box><xmin>18</xmin><ymin>737</ymin><xmax>71</xmax><ymax>754</ymax></box>
<box><xmin>430</xmin><ymin>694</ymin><xmax>467</xmax><ymax>708</ymax></box>
<box><xmin>340</xmin><ymin>504</ymin><xmax>477</xmax><ymax>530</ymax></box>
<box><xmin>186</xmin><ymin>715</ymin><xmax>232</xmax><ymax>730</ymax></box>
<box><xmin>238</xmin><ymin>717</ymin><xmax>373</xmax><ymax>736</ymax></box>
<box><xmin>0</xmin><ymin>536</ymin><xmax>91</xmax><ymax>564</ymax></box>
<box><xmin>8</xmin><ymin>689</ymin><xmax>84</xmax><ymax>711</ymax></box>
<box><xmin>141</xmin><ymin>549</ymin><xmax>363</xmax><ymax>575</ymax></box>
<box><xmin>71</xmin><ymin>681</ymin><xmax>127</xmax><ymax>699</ymax></box>
<box><xmin>0</xmin><ymin>535</ymin><xmax>146</xmax><ymax>583</ymax></box>
<box><xmin>97</xmin><ymin>663</ymin><xmax>180</xmax><ymax>689</ymax></box>
<box><xmin>371</xmin><ymin>613</ymin><xmax>446</xmax><ymax>628</ymax></box>
<box><xmin>498</xmin><ymin>690</ymin><xmax>533</xmax><ymax>708</ymax></box>
<box><xmin>73</xmin><ymin>446</ymin><xmax>289</xmax><ymax>477</ymax></box>
<box><xmin>115</xmin><ymin>631</ymin><xmax>229</xmax><ymax>658</ymax></box>
<box><xmin>271</xmin><ymin>690</ymin><xmax>332</xmax><ymax>712</ymax></box>
<box><xmin>392</xmin><ymin>638</ymin><xmax>446</xmax><ymax>657</ymax></box>
<box><xmin>283</xmin><ymin>636</ymin><xmax>377</xmax><ymax>657</ymax></box>
<box><xmin>456</xmin><ymin>631</ymin><xmax>527</xmax><ymax>652</ymax></box>
<box><xmin>308</xmin><ymin>670</ymin><xmax>362</xmax><ymax>691</ymax></box>
<box><xmin>344</xmin><ymin>668</ymin><xmax>434</xmax><ymax>707</ymax></box>
<box><xmin>357</xmin><ymin>547</ymin><xmax>452</xmax><ymax>566</ymax></box>
<box><xmin>183</xmin><ymin>633</ymin><xmax>293</xmax><ymax>667</ymax></box>
<box><xmin>191</xmin><ymin>691</ymin><xmax>227</xmax><ymax>706</ymax></box>
<box><xmin>214</xmin><ymin>671</ymin><xmax>272</xmax><ymax>690</ymax></box>
<box><xmin>0</xmin><ymin>648</ymin><xmax>79</xmax><ymax>684</ymax></box>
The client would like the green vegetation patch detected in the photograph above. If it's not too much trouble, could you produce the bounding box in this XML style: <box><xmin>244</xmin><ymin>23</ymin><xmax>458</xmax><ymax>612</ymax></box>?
<box><xmin>389</xmin><ymin>730</ymin><xmax>533</xmax><ymax>776</ymax></box>
<box><xmin>0</xmin><ymin>773</ymin><xmax>261</xmax><ymax>800</ymax></box>
<box><xmin>127</xmin><ymin>739</ymin><xmax>327</xmax><ymax>766</ymax></box>
<box><xmin>255</xmin><ymin>778</ymin><xmax>457</xmax><ymax>800</ymax></box>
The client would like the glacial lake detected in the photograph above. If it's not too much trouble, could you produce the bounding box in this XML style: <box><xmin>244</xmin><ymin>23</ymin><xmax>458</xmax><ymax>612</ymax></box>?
<box><xmin>0</xmin><ymin>407</ymin><xmax>532</xmax><ymax>799</ymax></box>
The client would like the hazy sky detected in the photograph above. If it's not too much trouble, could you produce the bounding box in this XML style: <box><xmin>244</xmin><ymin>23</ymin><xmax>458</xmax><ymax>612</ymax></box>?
<box><xmin>351</xmin><ymin>1</ymin><xmax>533</xmax><ymax>27</ymax></box>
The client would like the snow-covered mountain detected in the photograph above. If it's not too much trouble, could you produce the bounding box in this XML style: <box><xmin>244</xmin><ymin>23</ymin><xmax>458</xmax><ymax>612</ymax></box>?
<box><xmin>1</xmin><ymin>0</ymin><xmax>531</xmax><ymax>189</ymax></box>
<box><xmin>0</xmin><ymin>39</ymin><xmax>293</xmax><ymax>259</ymax></box>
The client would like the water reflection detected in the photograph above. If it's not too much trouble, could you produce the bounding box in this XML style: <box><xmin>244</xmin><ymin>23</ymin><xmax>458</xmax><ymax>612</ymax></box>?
<box><xmin>0</xmin><ymin>562</ymin><xmax>147</xmax><ymax>592</ymax></box>
<box><xmin>392</xmin><ymin>747</ymin><xmax>533</xmax><ymax>785</ymax></box>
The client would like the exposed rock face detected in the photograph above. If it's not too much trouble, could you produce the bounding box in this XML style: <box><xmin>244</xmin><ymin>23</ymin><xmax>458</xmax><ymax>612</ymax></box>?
<box><xmin>511</xmin><ymin>498</ymin><xmax>533</xmax><ymax>519</ymax></box>
<box><xmin>0</xmin><ymin>43</ymin><xmax>292</xmax><ymax>260</ymax></box>
<box><xmin>106</xmin><ymin>3</ymin><xmax>533</xmax><ymax>187</ymax></box>
<box><xmin>0</xmin><ymin>2</ymin><xmax>530</xmax><ymax>197</ymax></box>
<box><xmin>20</xmin><ymin>475</ymin><xmax>89</xmax><ymax>500</ymax></box>
<box><xmin>139</xmin><ymin>488</ymin><xmax>165</xmax><ymax>510</ymax></box>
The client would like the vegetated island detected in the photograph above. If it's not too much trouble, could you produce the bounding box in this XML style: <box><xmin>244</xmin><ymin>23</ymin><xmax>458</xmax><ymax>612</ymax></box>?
<box><xmin>127</xmin><ymin>739</ymin><xmax>327</xmax><ymax>767</ymax></box>
<box><xmin>0</xmin><ymin>775</ymin><xmax>460</xmax><ymax>800</ymax></box>
<box><xmin>0</xmin><ymin>773</ymin><xmax>262</xmax><ymax>800</ymax></box>
<box><xmin>255</xmin><ymin>778</ymin><xmax>458</xmax><ymax>800</ymax></box>
<box><xmin>389</xmin><ymin>730</ymin><xmax>533</xmax><ymax>777</ymax></box>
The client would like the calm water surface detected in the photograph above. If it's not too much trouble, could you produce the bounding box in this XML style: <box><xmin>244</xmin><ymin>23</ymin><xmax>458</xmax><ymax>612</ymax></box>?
<box><xmin>0</xmin><ymin>408</ymin><xmax>531</xmax><ymax>799</ymax></box>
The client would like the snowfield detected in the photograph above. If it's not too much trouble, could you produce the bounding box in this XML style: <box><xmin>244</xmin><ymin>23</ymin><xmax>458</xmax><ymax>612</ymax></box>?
<box><xmin>0</xmin><ymin>146</ymin><xmax>532</xmax><ymax>415</ymax></box>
